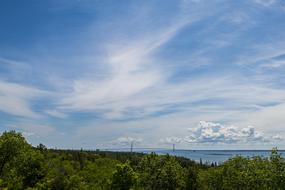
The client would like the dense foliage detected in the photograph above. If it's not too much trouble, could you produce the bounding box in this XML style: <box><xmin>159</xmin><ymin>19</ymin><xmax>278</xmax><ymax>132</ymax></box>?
<box><xmin>0</xmin><ymin>131</ymin><xmax>285</xmax><ymax>190</ymax></box>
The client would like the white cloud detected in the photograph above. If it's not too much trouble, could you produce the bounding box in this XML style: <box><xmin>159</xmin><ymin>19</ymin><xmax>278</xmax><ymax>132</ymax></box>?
<box><xmin>254</xmin><ymin>0</ymin><xmax>276</xmax><ymax>6</ymax></box>
<box><xmin>45</xmin><ymin>1</ymin><xmax>285</xmax><ymax>148</ymax></box>
<box><xmin>59</xmin><ymin>68</ymin><xmax>285</xmax><ymax>121</ymax></box>
<box><xmin>0</xmin><ymin>81</ymin><xmax>45</xmax><ymax>118</ymax></box>
<box><xmin>8</xmin><ymin>123</ymin><xmax>55</xmax><ymax>137</ymax></box>
<box><xmin>272</xmin><ymin>134</ymin><xmax>283</xmax><ymax>141</ymax></box>
<box><xmin>45</xmin><ymin>110</ymin><xmax>67</xmax><ymax>119</ymax></box>
<box><xmin>55</xmin><ymin>0</ymin><xmax>216</xmax><ymax>119</ymax></box>
<box><xmin>159</xmin><ymin>136</ymin><xmax>183</xmax><ymax>145</ymax></box>
<box><xmin>22</xmin><ymin>131</ymin><xmax>35</xmax><ymax>137</ymax></box>
<box><xmin>260</xmin><ymin>55</ymin><xmax>285</xmax><ymax>68</ymax></box>
<box><xmin>235</xmin><ymin>42</ymin><xmax>285</xmax><ymax>68</ymax></box>
<box><xmin>184</xmin><ymin>121</ymin><xmax>270</xmax><ymax>144</ymax></box>
<box><xmin>59</xmin><ymin>20</ymin><xmax>190</xmax><ymax>114</ymax></box>
<box><xmin>240</xmin><ymin>103</ymin><xmax>285</xmax><ymax>132</ymax></box>
<box><xmin>54</xmin><ymin>1</ymin><xmax>285</xmax><ymax>121</ymax></box>
<box><xmin>113</xmin><ymin>136</ymin><xmax>143</xmax><ymax>146</ymax></box>
<box><xmin>2</xmin><ymin>0</ymin><xmax>285</xmax><ymax>149</ymax></box>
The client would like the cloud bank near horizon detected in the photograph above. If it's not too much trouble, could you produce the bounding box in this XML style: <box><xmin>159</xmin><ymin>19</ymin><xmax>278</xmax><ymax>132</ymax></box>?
<box><xmin>159</xmin><ymin>121</ymin><xmax>282</xmax><ymax>146</ymax></box>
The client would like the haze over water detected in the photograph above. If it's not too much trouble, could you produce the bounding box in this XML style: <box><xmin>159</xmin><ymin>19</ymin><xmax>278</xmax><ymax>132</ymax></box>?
<box><xmin>140</xmin><ymin>149</ymin><xmax>285</xmax><ymax>163</ymax></box>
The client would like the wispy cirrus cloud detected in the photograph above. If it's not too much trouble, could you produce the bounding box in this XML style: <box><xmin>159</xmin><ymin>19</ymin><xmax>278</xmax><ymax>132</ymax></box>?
<box><xmin>44</xmin><ymin>110</ymin><xmax>67</xmax><ymax>119</ymax></box>
<box><xmin>57</xmin><ymin>1</ymin><xmax>206</xmax><ymax>119</ymax></box>
<box><xmin>55</xmin><ymin>0</ymin><xmax>285</xmax><ymax>121</ymax></box>
<box><xmin>1</xmin><ymin>0</ymin><xmax>285</xmax><ymax>149</ymax></box>
<box><xmin>254</xmin><ymin>0</ymin><xmax>276</xmax><ymax>6</ymax></box>
<box><xmin>0</xmin><ymin>81</ymin><xmax>46</xmax><ymax>118</ymax></box>
<box><xmin>7</xmin><ymin>123</ymin><xmax>55</xmax><ymax>137</ymax></box>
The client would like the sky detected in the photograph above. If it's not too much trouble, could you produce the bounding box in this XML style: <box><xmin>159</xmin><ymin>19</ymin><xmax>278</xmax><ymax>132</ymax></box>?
<box><xmin>1</xmin><ymin>0</ymin><xmax>285</xmax><ymax>150</ymax></box>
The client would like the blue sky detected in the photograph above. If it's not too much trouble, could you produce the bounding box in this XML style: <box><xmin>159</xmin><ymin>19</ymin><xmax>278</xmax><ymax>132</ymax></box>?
<box><xmin>1</xmin><ymin>0</ymin><xmax>285</xmax><ymax>149</ymax></box>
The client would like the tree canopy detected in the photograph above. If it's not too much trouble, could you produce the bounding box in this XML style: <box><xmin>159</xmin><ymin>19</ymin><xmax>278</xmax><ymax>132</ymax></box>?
<box><xmin>0</xmin><ymin>131</ymin><xmax>284</xmax><ymax>190</ymax></box>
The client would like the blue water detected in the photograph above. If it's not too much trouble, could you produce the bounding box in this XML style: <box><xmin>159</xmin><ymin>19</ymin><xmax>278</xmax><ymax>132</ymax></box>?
<box><xmin>136</xmin><ymin>149</ymin><xmax>285</xmax><ymax>163</ymax></box>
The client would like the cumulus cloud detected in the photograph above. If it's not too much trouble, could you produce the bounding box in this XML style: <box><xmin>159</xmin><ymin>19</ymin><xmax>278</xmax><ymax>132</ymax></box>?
<box><xmin>185</xmin><ymin>121</ymin><xmax>269</xmax><ymax>144</ymax></box>
<box><xmin>272</xmin><ymin>134</ymin><xmax>283</xmax><ymax>141</ymax></box>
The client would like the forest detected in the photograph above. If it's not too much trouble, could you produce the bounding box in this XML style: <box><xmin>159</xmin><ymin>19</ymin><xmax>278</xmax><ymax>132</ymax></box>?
<box><xmin>0</xmin><ymin>131</ymin><xmax>285</xmax><ymax>190</ymax></box>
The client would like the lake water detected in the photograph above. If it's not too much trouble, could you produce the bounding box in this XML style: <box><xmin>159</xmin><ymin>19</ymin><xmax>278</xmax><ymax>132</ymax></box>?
<box><xmin>135</xmin><ymin>149</ymin><xmax>285</xmax><ymax>163</ymax></box>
